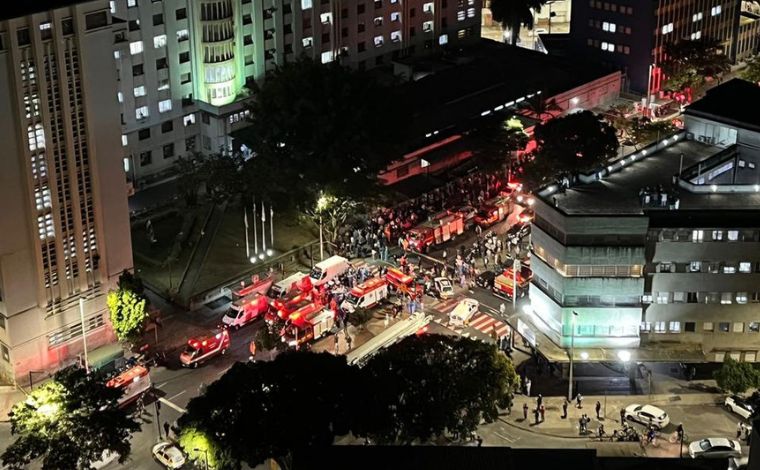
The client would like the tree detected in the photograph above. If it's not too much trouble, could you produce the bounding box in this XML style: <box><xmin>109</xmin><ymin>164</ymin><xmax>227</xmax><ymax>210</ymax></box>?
<box><xmin>107</xmin><ymin>288</ymin><xmax>149</xmax><ymax>345</ymax></box>
<box><xmin>239</xmin><ymin>57</ymin><xmax>410</xmax><ymax>210</ymax></box>
<box><xmin>1</xmin><ymin>366</ymin><xmax>140</xmax><ymax>470</ymax></box>
<box><xmin>604</xmin><ymin>102</ymin><xmax>635</xmax><ymax>138</ymax></box>
<box><xmin>356</xmin><ymin>334</ymin><xmax>519</xmax><ymax>444</ymax></box>
<box><xmin>175</xmin><ymin>152</ymin><xmax>208</xmax><ymax>207</ymax></box>
<box><xmin>533</xmin><ymin>110</ymin><xmax>619</xmax><ymax>174</ymax></box>
<box><xmin>204</xmin><ymin>152</ymin><xmax>246</xmax><ymax>204</ymax></box>
<box><xmin>254</xmin><ymin>323</ymin><xmax>282</xmax><ymax>361</ymax></box>
<box><xmin>472</xmin><ymin>116</ymin><xmax>530</xmax><ymax>173</ymax></box>
<box><xmin>178</xmin><ymin>353</ymin><xmax>357</xmax><ymax>470</ymax></box>
<box><xmin>519</xmin><ymin>94</ymin><xmax>563</xmax><ymax>121</ymax></box>
<box><xmin>117</xmin><ymin>270</ymin><xmax>145</xmax><ymax>297</ymax></box>
<box><xmin>627</xmin><ymin>118</ymin><xmax>677</xmax><ymax>149</ymax></box>
<box><xmin>663</xmin><ymin>38</ymin><xmax>731</xmax><ymax>94</ymax></box>
<box><xmin>490</xmin><ymin>0</ymin><xmax>548</xmax><ymax>46</ymax></box>
<box><xmin>178</xmin><ymin>426</ymin><xmax>238</xmax><ymax>470</ymax></box>
<box><xmin>714</xmin><ymin>357</ymin><xmax>760</xmax><ymax>395</ymax></box>
<box><xmin>304</xmin><ymin>193</ymin><xmax>359</xmax><ymax>245</ymax></box>
<box><xmin>740</xmin><ymin>56</ymin><xmax>760</xmax><ymax>84</ymax></box>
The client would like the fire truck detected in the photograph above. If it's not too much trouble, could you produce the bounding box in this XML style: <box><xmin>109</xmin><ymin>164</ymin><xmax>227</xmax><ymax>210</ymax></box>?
<box><xmin>281</xmin><ymin>304</ymin><xmax>335</xmax><ymax>348</ymax></box>
<box><xmin>405</xmin><ymin>212</ymin><xmax>464</xmax><ymax>253</ymax></box>
<box><xmin>180</xmin><ymin>329</ymin><xmax>230</xmax><ymax>368</ymax></box>
<box><xmin>231</xmin><ymin>274</ymin><xmax>274</xmax><ymax>300</ymax></box>
<box><xmin>385</xmin><ymin>268</ymin><xmax>421</xmax><ymax>297</ymax></box>
<box><xmin>265</xmin><ymin>273</ymin><xmax>314</xmax><ymax>323</ymax></box>
<box><xmin>473</xmin><ymin>195</ymin><xmax>514</xmax><ymax>228</ymax></box>
<box><xmin>106</xmin><ymin>364</ymin><xmax>151</xmax><ymax>407</ymax></box>
<box><xmin>492</xmin><ymin>267</ymin><xmax>530</xmax><ymax>300</ymax></box>
<box><xmin>341</xmin><ymin>277</ymin><xmax>389</xmax><ymax>313</ymax></box>
<box><xmin>222</xmin><ymin>293</ymin><xmax>269</xmax><ymax>329</ymax></box>
<box><xmin>266</xmin><ymin>272</ymin><xmax>311</xmax><ymax>301</ymax></box>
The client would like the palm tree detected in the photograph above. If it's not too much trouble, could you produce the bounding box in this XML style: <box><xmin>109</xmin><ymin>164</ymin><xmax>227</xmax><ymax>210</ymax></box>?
<box><xmin>520</xmin><ymin>94</ymin><xmax>562</xmax><ymax>121</ymax></box>
<box><xmin>490</xmin><ymin>0</ymin><xmax>548</xmax><ymax>46</ymax></box>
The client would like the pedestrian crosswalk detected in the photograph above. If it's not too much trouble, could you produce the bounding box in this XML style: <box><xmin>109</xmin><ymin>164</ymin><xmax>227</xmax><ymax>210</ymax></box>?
<box><xmin>431</xmin><ymin>310</ymin><xmax>511</xmax><ymax>340</ymax></box>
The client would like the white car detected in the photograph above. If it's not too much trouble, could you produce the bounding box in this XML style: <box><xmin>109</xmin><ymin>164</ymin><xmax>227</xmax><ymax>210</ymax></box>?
<box><xmin>725</xmin><ymin>395</ymin><xmax>754</xmax><ymax>420</ymax></box>
<box><xmin>433</xmin><ymin>277</ymin><xmax>455</xmax><ymax>299</ymax></box>
<box><xmin>449</xmin><ymin>298</ymin><xmax>479</xmax><ymax>327</ymax></box>
<box><xmin>688</xmin><ymin>437</ymin><xmax>742</xmax><ymax>459</ymax></box>
<box><xmin>152</xmin><ymin>442</ymin><xmax>186</xmax><ymax>469</ymax></box>
<box><xmin>91</xmin><ymin>450</ymin><xmax>120</xmax><ymax>469</ymax></box>
<box><xmin>623</xmin><ymin>404</ymin><xmax>670</xmax><ymax>429</ymax></box>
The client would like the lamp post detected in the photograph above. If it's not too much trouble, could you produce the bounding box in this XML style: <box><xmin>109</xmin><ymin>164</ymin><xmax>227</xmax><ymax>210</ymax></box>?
<box><xmin>316</xmin><ymin>193</ymin><xmax>330</xmax><ymax>261</ymax></box>
<box><xmin>567</xmin><ymin>311</ymin><xmax>578</xmax><ymax>401</ymax></box>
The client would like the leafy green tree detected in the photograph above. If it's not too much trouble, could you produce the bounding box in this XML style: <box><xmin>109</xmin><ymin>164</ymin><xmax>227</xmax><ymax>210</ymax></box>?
<box><xmin>178</xmin><ymin>353</ymin><xmax>357</xmax><ymax>470</ymax></box>
<box><xmin>204</xmin><ymin>152</ymin><xmax>246</xmax><ymax>204</ymax></box>
<box><xmin>356</xmin><ymin>334</ymin><xmax>519</xmax><ymax>444</ymax></box>
<box><xmin>740</xmin><ymin>56</ymin><xmax>760</xmax><ymax>84</ymax></box>
<box><xmin>178</xmin><ymin>426</ymin><xmax>238</xmax><ymax>470</ymax></box>
<box><xmin>239</xmin><ymin>57</ymin><xmax>410</xmax><ymax>210</ymax></box>
<box><xmin>107</xmin><ymin>288</ymin><xmax>149</xmax><ymax>344</ymax></box>
<box><xmin>663</xmin><ymin>38</ymin><xmax>731</xmax><ymax>94</ymax></box>
<box><xmin>604</xmin><ymin>102</ymin><xmax>635</xmax><ymax>138</ymax></box>
<box><xmin>304</xmin><ymin>193</ymin><xmax>359</xmax><ymax>245</ymax></box>
<box><xmin>175</xmin><ymin>152</ymin><xmax>208</xmax><ymax>206</ymax></box>
<box><xmin>714</xmin><ymin>357</ymin><xmax>760</xmax><ymax>395</ymax></box>
<box><xmin>472</xmin><ymin>116</ymin><xmax>530</xmax><ymax>173</ymax></box>
<box><xmin>533</xmin><ymin>110</ymin><xmax>619</xmax><ymax>174</ymax></box>
<box><xmin>1</xmin><ymin>366</ymin><xmax>140</xmax><ymax>470</ymax></box>
<box><xmin>627</xmin><ymin>118</ymin><xmax>677</xmax><ymax>149</ymax></box>
<box><xmin>254</xmin><ymin>323</ymin><xmax>282</xmax><ymax>360</ymax></box>
<box><xmin>490</xmin><ymin>0</ymin><xmax>548</xmax><ymax>46</ymax></box>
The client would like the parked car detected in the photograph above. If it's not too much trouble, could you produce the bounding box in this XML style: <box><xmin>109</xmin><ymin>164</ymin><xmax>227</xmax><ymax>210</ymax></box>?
<box><xmin>475</xmin><ymin>270</ymin><xmax>496</xmax><ymax>289</ymax></box>
<box><xmin>725</xmin><ymin>395</ymin><xmax>755</xmax><ymax>420</ymax></box>
<box><xmin>152</xmin><ymin>442</ymin><xmax>186</xmax><ymax>469</ymax></box>
<box><xmin>623</xmin><ymin>404</ymin><xmax>670</xmax><ymax>429</ymax></box>
<box><xmin>688</xmin><ymin>438</ymin><xmax>742</xmax><ymax>459</ymax></box>
<box><xmin>432</xmin><ymin>277</ymin><xmax>455</xmax><ymax>299</ymax></box>
<box><xmin>729</xmin><ymin>456</ymin><xmax>749</xmax><ymax>470</ymax></box>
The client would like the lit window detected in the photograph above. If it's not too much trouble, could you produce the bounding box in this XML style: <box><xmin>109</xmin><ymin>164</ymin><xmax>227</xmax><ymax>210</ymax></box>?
<box><xmin>740</xmin><ymin>262</ymin><xmax>751</xmax><ymax>273</ymax></box>
<box><xmin>728</xmin><ymin>230</ymin><xmax>739</xmax><ymax>241</ymax></box>
<box><xmin>656</xmin><ymin>292</ymin><xmax>669</xmax><ymax>304</ymax></box>
<box><xmin>127</xmin><ymin>0</ymin><xmax>136</xmax><ymax>6</ymax></box>
<box><xmin>122</xmin><ymin>135</ymin><xmax>128</xmax><ymax>146</ymax></box>
<box><xmin>693</xmin><ymin>12</ymin><xmax>703</xmax><ymax>21</ymax></box>
<box><xmin>157</xmin><ymin>80</ymin><xmax>170</xmax><ymax>91</ymax></box>
<box><xmin>467</xmin><ymin>7</ymin><xmax>476</xmax><ymax>17</ymax></box>
<box><xmin>423</xmin><ymin>21</ymin><xmax>434</xmax><ymax>32</ymax></box>
<box><xmin>177</xmin><ymin>29</ymin><xmax>189</xmax><ymax>41</ymax></box>
<box><xmin>391</xmin><ymin>12</ymin><xmax>401</xmax><ymax>22</ymax></box>
<box><xmin>117</xmin><ymin>91</ymin><xmax>124</xmax><ymax>103</ymax></box>
<box><xmin>737</xmin><ymin>292</ymin><xmax>748</xmax><ymax>304</ymax></box>
<box><xmin>133</xmin><ymin>85</ymin><xmax>146</xmax><ymax>97</ymax></box>
<box><xmin>302</xmin><ymin>37</ymin><xmax>313</xmax><ymax>48</ymax></box>
<box><xmin>27</xmin><ymin>124</ymin><xmax>46</xmax><ymax>151</ymax></box>
<box><xmin>669</xmin><ymin>321</ymin><xmax>681</xmax><ymax>333</ymax></box>
<box><xmin>654</xmin><ymin>321</ymin><xmax>666</xmax><ymax>333</ymax></box>
<box><xmin>721</xmin><ymin>292</ymin><xmax>732</xmax><ymax>304</ymax></box>
<box><xmin>114</xmin><ymin>50</ymin><xmax>121</xmax><ymax>60</ymax></box>
<box><xmin>136</xmin><ymin>105</ymin><xmax>149</xmax><ymax>119</ymax></box>
<box><xmin>321</xmin><ymin>51</ymin><xmax>334</xmax><ymax>63</ymax></box>
<box><xmin>723</xmin><ymin>265</ymin><xmax>736</xmax><ymax>274</ymax></box>
<box><xmin>457</xmin><ymin>10</ymin><xmax>466</xmax><ymax>21</ymax></box>
<box><xmin>39</xmin><ymin>22</ymin><xmax>51</xmax><ymax>31</ymax></box>
<box><xmin>690</xmin><ymin>31</ymin><xmax>701</xmax><ymax>40</ymax></box>
<box><xmin>689</xmin><ymin>261</ymin><xmax>702</xmax><ymax>272</ymax></box>
<box><xmin>423</xmin><ymin>2</ymin><xmax>434</xmax><ymax>13</ymax></box>
<box><xmin>158</xmin><ymin>99</ymin><xmax>172</xmax><ymax>113</ymax></box>
<box><xmin>712</xmin><ymin>230</ymin><xmax>723</xmax><ymax>240</ymax></box>
<box><xmin>320</xmin><ymin>12</ymin><xmax>332</xmax><ymax>24</ymax></box>
<box><xmin>301</xmin><ymin>0</ymin><xmax>312</xmax><ymax>8</ymax></box>
<box><xmin>129</xmin><ymin>40</ymin><xmax>143</xmax><ymax>55</ymax></box>
<box><xmin>391</xmin><ymin>30</ymin><xmax>402</xmax><ymax>42</ymax></box>
<box><xmin>374</xmin><ymin>35</ymin><xmax>384</xmax><ymax>47</ymax></box>
<box><xmin>154</xmin><ymin>34</ymin><xmax>167</xmax><ymax>48</ymax></box>
<box><xmin>439</xmin><ymin>34</ymin><xmax>449</xmax><ymax>45</ymax></box>
<box><xmin>110</xmin><ymin>0</ymin><xmax>116</xmax><ymax>13</ymax></box>
<box><xmin>711</xmin><ymin>5</ymin><xmax>721</xmax><ymax>16</ymax></box>
<box><xmin>691</xmin><ymin>230</ymin><xmax>703</xmax><ymax>242</ymax></box>
<box><xmin>703</xmin><ymin>322</ymin><xmax>713</xmax><ymax>331</ymax></box>
<box><xmin>183</xmin><ymin>113</ymin><xmax>196</xmax><ymax>126</ymax></box>
<box><xmin>661</xmin><ymin>23</ymin><xmax>673</xmax><ymax>34</ymax></box>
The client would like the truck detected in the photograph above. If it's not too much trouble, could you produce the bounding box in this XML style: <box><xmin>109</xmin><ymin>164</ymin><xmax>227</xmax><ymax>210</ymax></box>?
<box><xmin>473</xmin><ymin>195</ymin><xmax>513</xmax><ymax>228</ymax></box>
<box><xmin>222</xmin><ymin>293</ymin><xmax>269</xmax><ymax>329</ymax></box>
<box><xmin>230</xmin><ymin>274</ymin><xmax>274</xmax><ymax>300</ymax></box>
<box><xmin>179</xmin><ymin>329</ymin><xmax>230</xmax><ymax>368</ymax></box>
<box><xmin>405</xmin><ymin>212</ymin><xmax>464</xmax><ymax>253</ymax></box>
<box><xmin>309</xmin><ymin>255</ymin><xmax>351</xmax><ymax>287</ymax></box>
<box><xmin>385</xmin><ymin>267</ymin><xmax>421</xmax><ymax>297</ymax></box>
<box><xmin>106</xmin><ymin>364</ymin><xmax>151</xmax><ymax>407</ymax></box>
<box><xmin>267</xmin><ymin>296</ymin><xmax>314</xmax><ymax>323</ymax></box>
<box><xmin>492</xmin><ymin>267</ymin><xmax>529</xmax><ymax>300</ymax></box>
<box><xmin>341</xmin><ymin>277</ymin><xmax>389</xmax><ymax>313</ymax></box>
<box><xmin>281</xmin><ymin>303</ymin><xmax>335</xmax><ymax>348</ymax></box>
<box><xmin>266</xmin><ymin>272</ymin><xmax>311</xmax><ymax>301</ymax></box>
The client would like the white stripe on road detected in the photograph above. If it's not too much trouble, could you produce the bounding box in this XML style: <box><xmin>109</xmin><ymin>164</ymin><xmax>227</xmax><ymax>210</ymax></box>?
<box><xmin>167</xmin><ymin>390</ymin><xmax>186</xmax><ymax>401</ymax></box>
<box><xmin>461</xmin><ymin>332</ymin><xmax>470</xmax><ymax>338</ymax></box>
<box><xmin>159</xmin><ymin>397</ymin><xmax>187</xmax><ymax>414</ymax></box>
<box><xmin>495</xmin><ymin>324</ymin><xmax>510</xmax><ymax>336</ymax></box>
<box><xmin>494</xmin><ymin>431</ymin><xmax>515</xmax><ymax>443</ymax></box>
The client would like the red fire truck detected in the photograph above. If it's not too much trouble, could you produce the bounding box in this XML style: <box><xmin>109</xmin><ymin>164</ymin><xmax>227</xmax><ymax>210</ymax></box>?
<box><xmin>341</xmin><ymin>277</ymin><xmax>389</xmax><ymax>313</ymax></box>
<box><xmin>180</xmin><ymin>329</ymin><xmax>230</xmax><ymax>368</ymax></box>
<box><xmin>385</xmin><ymin>268</ymin><xmax>421</xmax><ymax>296</ymax></box>
<box><xmin>107</xmin><ymin>364</ymin><xmax>151</xmax><ymax>407</ymax></box>
<box><xmin>405</xmin><ymin>212</ymin><xmax>464</xmax><ymax>253</ymax></box>
<box><xmin>492</xmin><ymin>267</ymin><xmax>530</xmax><ymax>300</ymax></box>
<box><xmin>231</xmin><ymin>274</ymin><xmax>274</xmax><ymax>300</ymax></box>
<box><xmin>473</xmin><ymin>195</ymin><xmax>513</xmax><ymax>228</ymax></box>
<box><xmin>280</xmin><ymin>304</ymin><xmax>335</xmax><ymax>348</ymax></box>
<box><xmin>222</xmin><ymin>293</ymin><xmax>269</xmax><ymax>329</ymax></box>
<box><xmin>266</xmin><ymin>293</ymin><xmax>315</xmax><ymax>323</ymax></box>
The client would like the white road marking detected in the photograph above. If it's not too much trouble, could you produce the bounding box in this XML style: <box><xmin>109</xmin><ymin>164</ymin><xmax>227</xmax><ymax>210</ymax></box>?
<box><xmin>167</xmin><ymin>390</ymin><xmax>186</xmax><ymax>401</ymax></box>
<box><xmin>461</xmin><ymin>332</ymin><xmax>471</xmax><ymax>338</ymax></box>
<box><xmin>494</xmin><ymin>431</ymin><xmax>515</xmax><ymax>443</ymax></box>
<box><xmin>159</xmin><ymin>397</ymin><xmax>187</xmax><ymax>414</ymax></box>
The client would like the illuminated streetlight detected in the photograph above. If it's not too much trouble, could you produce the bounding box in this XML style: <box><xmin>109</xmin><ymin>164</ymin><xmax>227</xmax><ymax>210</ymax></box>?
<box><xmin>580</xmin><ymin>351</ymin><xmax>589</xmax><ymax>360</ymax></box>
<box><xmin>617</xmin><ymin>350</ymin><xmax>631</xmax><ymax>362</ymax></box>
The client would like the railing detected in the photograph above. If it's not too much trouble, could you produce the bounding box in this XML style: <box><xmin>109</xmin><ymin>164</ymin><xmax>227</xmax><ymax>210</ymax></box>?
<box><xmin>680</xmin><ymin>144</ymin><xmax>737</xmax><ymax>182</ymax></box>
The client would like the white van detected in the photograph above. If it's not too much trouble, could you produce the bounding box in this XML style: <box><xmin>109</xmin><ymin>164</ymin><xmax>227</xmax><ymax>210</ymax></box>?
<box><xmin>309</xmin><ymin>255</ymin><xmax>350</xmax><ymax>287</ymax></box>
<box><xmin>341</xmin><ymin>278</ymin><xmax>389</xmax><ymax>313</ymax></box>
<box><xmin>449</xmin><ymin>298</ymin><xmax>479</xmax><ymax>327</ymax></box>
<box><xmin>266</xmin><ymin>272</ymin><xmax>309</xmax><ymax>300</ymax></box>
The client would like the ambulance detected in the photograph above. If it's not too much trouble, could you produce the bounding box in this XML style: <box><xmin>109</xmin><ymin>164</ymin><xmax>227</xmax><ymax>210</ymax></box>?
<box><xmin>385</xmin><ymin>268</ymin><xmax>418</xmax><ymax>296</ymax></box>
<box><xmin>179</xmin><ymin>329</ymin><xmax>230</xmax><ymax>368</ymax></box>
<box><xmin>405</xmin><ymin>212</ymin><xmax>464</xmax><ymax>253</ymax></box>
<box><xmin>309</xmin><ymin>255</ymin><xmax>350</xmax><ymax>287</ymax></box>
<box><xmin>222</xmin><ymin>293</ymin><xmax>269</xmax><ymax>329</ymax></box>
<box><xmin>448</xmin><ymin>298</ymin><xmax>479</xmax><ymax>327</ymax></box>
<box><xmin>281</xmin><ymin>304</ymin><xmax>335</xmax><ymax>348</ymax></box>
<box><xmin>231</xmin><ymin>274</ymin><xmax>274</xmax><ymax>300</ymax></box>
<box><xmin>341</xmin><ymin>277</ymin><xmax>389</xmax><ymax>313</ymax></box>
<box><xmin>106</xmin><ymin>364</ymin><xmax>151</xmax><ymax>407</ymax></box>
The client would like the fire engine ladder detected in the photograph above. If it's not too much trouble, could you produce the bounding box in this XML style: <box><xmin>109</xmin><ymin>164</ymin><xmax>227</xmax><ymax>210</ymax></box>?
<box><xmin>345</xmin><ymin>312</ymin><xmax>432</xmax><ymax>367</ymax></box>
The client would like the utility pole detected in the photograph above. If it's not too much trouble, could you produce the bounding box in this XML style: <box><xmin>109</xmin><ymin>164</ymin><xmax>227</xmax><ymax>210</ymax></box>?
<box><xmin>253</xmin><ymin>196</ymin><xmax>258</xmax><ymax>255</ymax></box>
<box><xmin>261</xmin><ymin>201</ymin><xmax>267</xmax><ymax>253</ymax></box>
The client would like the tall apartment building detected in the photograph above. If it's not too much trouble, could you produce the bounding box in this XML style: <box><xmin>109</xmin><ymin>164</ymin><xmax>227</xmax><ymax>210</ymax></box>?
<box><xmin>568</xmin><ymin>0</ymin><xmax>746</xmax><ymax>95</ymax></box>
<box><xmin>113</xmin><ymin>0</ymin><xmax>483</xmax><ymax>189</ymax></box>
<box><xmin>0</xmin><ymin>1</ymin><xmax>133</xmax><ymax>382</ymax></box>
<box><xmin>529</xmin><ymin>79</ymin><xmax>760</xmax><ymax>363</ymax></box>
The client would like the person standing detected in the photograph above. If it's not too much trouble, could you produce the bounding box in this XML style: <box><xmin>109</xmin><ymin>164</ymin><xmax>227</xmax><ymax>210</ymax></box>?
<box><xmin>523</xmin><ymin>402</ymin><xmax>529</xmax><ymax>420</ymax></box>
<box><xmin>595</xmin><ymin>400</ymin><xmax>602</xmax><ymax>420</ymax></box>
<box><xmin>576</xmin><ymin>393</ymin><xmax>583</xmax><ymax>408</ymax></box>
<box><xmin>525</xmin><ymin>378</ymin><xmax>532</xmax><ymax>397</ymax></box>
<box><xmin>738</xmin><ymin>422</ymin><xmax>745</xmax><ymax>439</ymax></box>
<box><xmin>534</xmin><ymin>408</ymin><xmax>540</xmax><ymax>425</ymax></box>
<box><xmin>536</xmin><ymin>394</ymin><xmax>543</xmax><ymax>409</ymax></box>
<box><xmin>620</xmin><ymin>408</ymin><xmax>626</xmax><ymax>424</ymax></box>
<box><xmin>562</xmin><ymin>399</ymin><xmax>569</xmax><ymax>419</ymax></box>
<box><xmin>539</xmin><ymin>404</ymin><xmax>546</xmax><ymax>422</ymax></box>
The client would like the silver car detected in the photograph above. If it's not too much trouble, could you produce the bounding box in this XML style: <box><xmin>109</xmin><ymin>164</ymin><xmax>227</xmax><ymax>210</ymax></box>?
<box><xmin>688</xmin><ymin>437</ymin><xmax>742</xmax><ymax>459</ymax></box>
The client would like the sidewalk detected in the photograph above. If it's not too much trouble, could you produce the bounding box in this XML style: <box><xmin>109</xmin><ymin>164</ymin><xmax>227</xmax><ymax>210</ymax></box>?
<box><xmin>0</xmin><ymin>386</ymin><xmax>25</xmax><ymax>422</ymax></box>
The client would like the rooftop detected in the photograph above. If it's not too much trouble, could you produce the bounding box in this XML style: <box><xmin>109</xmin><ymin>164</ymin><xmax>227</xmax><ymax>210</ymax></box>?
<box><xmin>684</xmin><ymin>79</ymin><xmax>760</xmax><ymax>133</ymax></box>
<box><xmin>544</xmin><ymin>140</ymin><xmax>760</xmax><ymax>219</ymax></box>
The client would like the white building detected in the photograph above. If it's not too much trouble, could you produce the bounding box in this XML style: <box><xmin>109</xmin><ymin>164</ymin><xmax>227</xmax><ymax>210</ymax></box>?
<box><xmin>0</xmin><ymin>1</ymin><xmax>133</xmax><ymax>383</ymax></box>
<box><xmin>112</xmin><ymin>0</ymin><xmax>483</xmax><ymax>190</ymax></box>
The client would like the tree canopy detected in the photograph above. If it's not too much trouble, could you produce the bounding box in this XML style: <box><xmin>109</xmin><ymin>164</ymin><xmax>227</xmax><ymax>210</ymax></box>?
<box><xmin>238</xmin><ymin>57</ymin><xmax>410</xmax><ymax>210</ymax></box>
<box><xmin>714</xmin><ymin>357</ymin><xmax>760</xmax><ymax>395</ymax></box>
<box><xmin>740</xmin><ymin>56</ymin><xmax>760</xmax><ymax>84</ymax></box>
<box><xmin>663</xmin><ymin>38</ymin><xmax>731</xmax><ymax>93</ymax></box>
<box><xmin>532</xmin><ymin>110</ymin><xmax>619</xmax><ymax>173</ymax></box>
<box><xmin>472</xmin><ymin>116</ymin><xmax>530</xmax><ymax>173</ymax></box>
<box><xmin>490</xmin><ymin>0</ymin><xmax>548</xmax><ymax>46</ymax></box>
<box><xmin>627</xmin><ymin>118</ymin><xmax>677</xmax><ymax>149</ymax></box>
<box><xmin>107</xmin><ymin>287</ymin><xmax>149</xmax><ymax>345</ymax></box>
<box><xmin>1</xmin><ymin>366</ymin><xmax>140</xmax><ymax>470</ymax></box>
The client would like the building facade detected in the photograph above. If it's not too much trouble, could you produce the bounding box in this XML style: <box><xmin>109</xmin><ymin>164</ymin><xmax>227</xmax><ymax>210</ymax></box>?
<box><xmin>0</xmin><ymin>1</ymin><xmax>133</xmax><ymax>382</ymax></box>
<box><xmin>568</xmin><ymin>0</ymin><xmax>745</xmax><ymax>95</ymax></box>
<box><xmin>112</xmin><ymin>0</ymin><xmax>483</xmax><ymax>190</ymax></box>
<box><xmin>529</xmin><ymin>80</ymin><xmax>760</xmax><ymax>362</ymax></box>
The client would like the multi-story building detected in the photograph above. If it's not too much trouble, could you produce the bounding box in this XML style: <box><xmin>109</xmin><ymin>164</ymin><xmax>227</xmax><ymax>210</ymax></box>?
<box><xmin>0</xmin><ymin>1</ymin><xmax>133</xmax><ymax>382</ymax></box>
<box><xmin>567</xmin><ymin>0</ymin><xmax>747</xmax><ymax>95</ymax></box>
<box><xmin>112</xmin><ymin>0</ymin><xmax>483</xmax><ymax>189</ymax></box>
<box><xmin>528</xmin><ymin>79</ymin><xmax>760</xmax><ymax>363</ymax></box>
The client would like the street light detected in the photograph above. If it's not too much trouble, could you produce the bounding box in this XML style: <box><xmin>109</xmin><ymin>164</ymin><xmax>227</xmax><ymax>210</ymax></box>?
<box><xmin>316</xmin><ymin>193</ymin><xmax>331</xmax><ymax>261</ymax></box>
<box><xmin>567</xmin><ymin>311</ymin><xmax>579</xmax><ymax>401</ymax></box>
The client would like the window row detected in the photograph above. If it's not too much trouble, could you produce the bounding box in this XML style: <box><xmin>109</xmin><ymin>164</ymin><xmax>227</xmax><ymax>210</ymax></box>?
<box><xmin>641</xmin><ymin>320</ymin><xmax>757</xmax><ymax>334</ymax></box>
<box><xmin>655</xmin><ymin>228</ymin><xmax>757</xmax><ymax>242</ymax></box>
<box><xmin>657</xmin><ymin>260</ymin><xmax>760</xmax><ymax>274</ymax></box>
<box><xmin>644</xmin><ymin>291</ymin><xmax>760</xmax><ymax>304</ymax></box>
<box><xmin>588</xmin><ymin>0</ymin><xmax>634</xmax><ymax>15</ymax></box>
<box><xmin>587</xmin><ymin>19</ymin><xmax>632</xmax><ymax>35</ymax></box>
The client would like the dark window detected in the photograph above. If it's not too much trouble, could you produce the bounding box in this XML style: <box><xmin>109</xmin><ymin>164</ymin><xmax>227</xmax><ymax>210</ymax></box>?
<box><xmin>358</xmin><ymin>41</ymin><xmax>366</xmax><ymax>52</ymax></box>
<box><xmin>181</xmin><ymin>72</ymin><xmax>191</xmax><ymax>84</ymax></box>
<box><xmin>410</xmin><ymin>7</ymin><xmax>416</xmax><ymax>17</ymax></box>
<box><xmin>156</xmin><ymin>57</ymin><xmax>168</xmax><ymax>69</ymax></box>
<box><xmin>40</xmin><ymin>25</ymin><xmax>53</xmax><ymax>41</ymax></box>
<box><xmin>163</xmin><ymin>143</ymin><xmax>175</xmax><ymax>159</ymax></box>
<box><xmin>719</xmin><ymin>322</ymin><xmax>730</xmax><ymax>332</ymax></box>
<box><xmin>358</xmin><ymin>23</ymin><xmax>365</xmax><ymax>33</ymax></box>
<box><xmin>202</xmin><ymin>113</ymin><xmax>210</xmax><ymax>124</ymax></box>
<box><xmin>245</xmin><ymin>54</ymin><xmax>254</xmax><ymax>65</ymax></box>
<box><xmin>161</xmin><ymin>120</ymin><xmax>173</xmax><ymax>133</ymax></box>
<box><xmin>85</xmin><ymin>12</ymin><xmax>108</xmax><ymax>30</ymax></box>
<box><xmin>375</xmin><ymin>0</ymin><xmax>382</xmax><ymax>9</ymax></box>
<box><xmin>684</xmin><ymin>322</ymin><xmax>696</xmax><ymax>332</ymax></box>
<box><xmin>341</xmin><ymin>8</ymin><xmax>349</xmax><ymax>18</ymax></box>
<box><xmin>132</xmin><ymin>64</ymin><xmax>144</xmax><ymax>76</ymax></box>
<box><xmin>342</xmin><ymin>27</ymin><xmax>348</xmax><ymax>38</ymax></box>
<box><xmin>357</xmin><ymin>4</ymin><xmax>366</xmax><ymax>14</ymax></box>
<box><xmin>322</xmin><ymin>32</ymin><xmax>330</xmax><ymax>42</ymax></box>
<box><xmin>284</xmin><ymin>24</ymin><xmax>292</xmax><ymax>34</ymax></box>
<box><xmin>138</xmin><ymin>129</ymin><xmax>151</xmax><ymax>140</ymax></box>
<box><xmin>283</xmin><ymin>3</ymin><xmax>292</xmax><ymax>14</ymax></box>
<box><xmin>61</xmin><ymin>18</ymin><xmax>74</xmax><ymax>35</ymax></box>
<box><xmin>17</xmin><ymin>28</ymin><xmax>30</xmax><ymax>46</ymax></box>
<box><xmin>179</xmin><ymin>52</ymin><xmax>190</xmax><ymax>63</ymax></box>
<box><xmin>176</xmin><ymin>8</ymin><xmax>187</xmax><ymax>20</ymax></box>
<box><xmin>139</xmin><ymin>151</ymin><xmax>152</xmax><ymax>166</ymax></box>
<box><xmin>185</xmin><ymin>137</ymin><xmax>196</xmax><ymax>151</ymax></box>
<box><xmin>244</xmin><ymin>35</ymin><xmax>253</xmax><ymax>45</ymax></box>
<box><xmin>128</xmin><ymin>20</ymin><xmax>140</xmax><ymax>31</ymax></box>
<box><xmin>153</xmin><ymin>14</ymin><xmax>164</xmax><ymax>26</ymax></box>
<box><xmin>284</xmin><ymin>43</ymin><xmax>293</xmax><ymax>54</ymax></box>
<box><xmin>243</xmin><ymin>14</ymin><xmax>252</xmax><ymax>25</ymax></box>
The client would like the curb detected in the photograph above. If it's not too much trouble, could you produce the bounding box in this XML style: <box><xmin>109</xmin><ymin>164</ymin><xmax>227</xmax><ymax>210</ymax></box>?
<box><xmin>498</xmin><ymin>416</ymin><xmax>592</xmax><ymax>440</ymax></box>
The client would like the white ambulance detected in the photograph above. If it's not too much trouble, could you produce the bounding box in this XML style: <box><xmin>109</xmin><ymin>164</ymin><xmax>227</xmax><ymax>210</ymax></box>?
<box><xmin>309</xmin><ymin>255</ymin><xmax>350</xmax><ymax>287</ymax></box>
<box><xmin>341</xmin><ymin>277</ymin><xmax>389</xmax><ymax>313</ymax></box>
